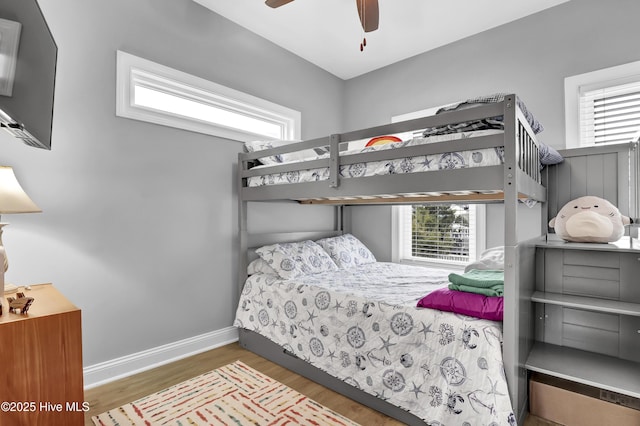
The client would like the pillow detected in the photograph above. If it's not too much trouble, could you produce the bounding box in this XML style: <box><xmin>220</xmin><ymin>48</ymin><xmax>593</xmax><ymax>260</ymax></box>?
<box><xmin>422</xmin><ymin>118</ymin><xmax>505</xmax><ymax>137</ymax></box>
<box><xmin>247</xmin><ymin>258</ymin><xmax>278</xmax><ymax>276</ymax></box>
<box><xmin>435</xmin><ymin>93</ymin><xmax>544</xmax><ymax>135</ymax></box>
<box><xmin>255</xmin><ymin>240</ymin><xmax>338</xmax><ymax>279</ymax></box>
<box><xmin>464</xmin><ymin>246</ymin><xmax>504</xmax><ymax>272</ymax></box>
<box><xmin>347</xmin><ymin>133</ymin><xmax>412</xmax><ymax>151</ymax></box>
<box><xmin>548</xmin><ymin>196</ymin><xmax>632</xmax><ymax>243</ymax></box>
<box><xmin>538</xmin><ymin>142</ymin><xmax>564</xmax><ymax>166</ymax></box>
<box><xmin>244</xmin><ymin>140</ymin><xmax>327</xmax><ymax>165</ymax></box>
<box><xmin>417</xmin><ymin>287</ymin><xmax>503</xmax><ymax>321</ymax></box>
<box><xmin>315</xmin><ymin>233</ymin><xmax>376</xmax><ymax>269</ymax></box>
<box><xmin>365</xmin><ymin>136</ymin><xmax>402</xmax><ymax>147</ymax></box>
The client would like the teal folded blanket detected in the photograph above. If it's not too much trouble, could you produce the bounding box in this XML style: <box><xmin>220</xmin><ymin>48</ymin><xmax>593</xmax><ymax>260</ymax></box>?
<box><xmin>448</xmin><ymin>269</ymin><xmax>504</xmax><ymax>297</ymax></box>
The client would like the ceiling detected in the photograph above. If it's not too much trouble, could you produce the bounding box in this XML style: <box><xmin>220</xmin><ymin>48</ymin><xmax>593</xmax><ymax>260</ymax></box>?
<box><xmin>194</xmin><ymin>0</ymin><xmax>569</xmax><ymax>80</ymax></box>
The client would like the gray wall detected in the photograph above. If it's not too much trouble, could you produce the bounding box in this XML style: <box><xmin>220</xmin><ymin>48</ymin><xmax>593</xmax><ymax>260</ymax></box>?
<box><xmin>0</xmin><ymin>0</ymin><xmax>344</xmax><ymax>367</ymax></box>
<box><xmin>345</xmin><ymin>0</ymin><xmax>640</xmax><ymax>258</ymax></box>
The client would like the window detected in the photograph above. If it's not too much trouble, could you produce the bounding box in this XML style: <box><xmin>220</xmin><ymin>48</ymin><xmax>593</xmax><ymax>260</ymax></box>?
<box><xmin>565</xmin><ymin>60</ymin><xmax>640</xmax><ymax>148</ymax></box>
<box><xmin>116</xmin><ymin>51</ymin><xmax>301</xmax><ymax>142</ymax></box>
<box><xmin>394</xmin><ymin>204</ymin><xmax>485</xmax><ymax>267</ymax></box>
<box><xmin>579</xmin><ymin>81</ymin><xmax>640</xmax><ymax>146</ymax></box>
<box><xmin>390</xmin><ymin>108</ymin><xmax>486</xmax><ymax>267</ymax></box>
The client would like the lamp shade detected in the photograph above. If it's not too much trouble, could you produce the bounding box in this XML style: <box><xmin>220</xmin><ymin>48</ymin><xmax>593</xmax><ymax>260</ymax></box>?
<box><xmin>0</xmin><ymin>166</ymin><xmax>41</xmax><ymax>214</ymax></box>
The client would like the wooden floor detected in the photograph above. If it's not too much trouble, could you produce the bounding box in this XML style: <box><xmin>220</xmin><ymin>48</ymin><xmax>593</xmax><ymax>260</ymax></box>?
<box><xmin>84</xmin><ymin>342</ymin><xmax>560</xmax><ymax>425</ymax></box>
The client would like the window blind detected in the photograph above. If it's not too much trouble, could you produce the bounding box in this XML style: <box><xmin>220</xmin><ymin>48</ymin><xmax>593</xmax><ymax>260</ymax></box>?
<box><xmin>400</xmin><ymin>204</ymin><xmax>475</xmax><ymax>264</ymax></box>
<box><xmin>580</xmin><ymin>81</ymin><xmax>640</xmax><ymax>145</ymax></box>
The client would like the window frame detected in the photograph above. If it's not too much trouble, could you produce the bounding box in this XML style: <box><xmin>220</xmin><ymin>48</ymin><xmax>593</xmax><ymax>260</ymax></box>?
<box><xmin>565</xmin><ymin>60</ymin><xmax>640</xmax><ymax>149</ymax></box>
<box><xmin>392</xmin><ymin>204</ymin><xmax>486</xmax><ymax>269</ymax></box>
<box><xmin>115</xmin><ymin>50</ymin><xmax>301</xmax><ymax>142</ymax></box>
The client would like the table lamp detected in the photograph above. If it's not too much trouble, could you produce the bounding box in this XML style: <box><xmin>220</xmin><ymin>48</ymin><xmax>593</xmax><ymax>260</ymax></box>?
<box><xmin>0</xmin><ymin>166</ymin><xmax>41</xmax><ymax>301</ymax></box>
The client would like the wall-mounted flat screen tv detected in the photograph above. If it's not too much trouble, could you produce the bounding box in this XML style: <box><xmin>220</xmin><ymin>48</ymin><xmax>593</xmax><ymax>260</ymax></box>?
<box><xmin>0</xmin><ymin>0</ymin><xmax>57</xmax><ymax>150</ymax></box>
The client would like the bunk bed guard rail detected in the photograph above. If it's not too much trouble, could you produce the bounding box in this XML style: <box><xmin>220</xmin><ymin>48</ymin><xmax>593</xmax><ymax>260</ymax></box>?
<box><xmin>238</xmin><ymin>94</ymin><xmax>545</xmax><ymax>205</ymax></box>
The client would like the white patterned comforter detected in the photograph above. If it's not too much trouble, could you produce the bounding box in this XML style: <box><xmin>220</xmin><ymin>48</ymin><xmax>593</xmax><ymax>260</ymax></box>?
<box><xmin>234</xmin><ymin>262</ymin><xmax>516</xmax><ymax>425</ymax></box>
<box><xmin>247</xmin><ymin>130</ymin><xmax>505</xmax><ymax>187</ymax></box>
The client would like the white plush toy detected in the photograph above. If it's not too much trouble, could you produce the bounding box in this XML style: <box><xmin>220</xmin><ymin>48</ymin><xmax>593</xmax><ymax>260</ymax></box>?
<box><xmin>549</xmin><ymin>196</ymin><xmax>632</xmax><ymax>243</ymax></box>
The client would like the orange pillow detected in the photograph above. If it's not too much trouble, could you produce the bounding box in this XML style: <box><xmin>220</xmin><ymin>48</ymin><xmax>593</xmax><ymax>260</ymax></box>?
<box><xmin>365</xmin><ymin>135</ymin><xmax>402</xmax><ymax>147</ymax></box>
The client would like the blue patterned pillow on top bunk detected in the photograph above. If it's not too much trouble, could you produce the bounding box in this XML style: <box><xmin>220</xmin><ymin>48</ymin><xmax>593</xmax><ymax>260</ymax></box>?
<box><xmin>538</xmin><ymin>142</ymin><xmax>564</xmax><ymax>165</ymax></box>
<box><xmin>244</xmin><ymin>140</ymin><xmax>328</xmax><ymax>165</ymax></box>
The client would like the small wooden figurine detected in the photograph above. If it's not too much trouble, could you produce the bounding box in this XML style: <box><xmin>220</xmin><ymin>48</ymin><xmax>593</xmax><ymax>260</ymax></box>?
<box><xmin>7</xmin><ymin>292</ymin><xmax>34</xmax><ymax>314</ymax></box>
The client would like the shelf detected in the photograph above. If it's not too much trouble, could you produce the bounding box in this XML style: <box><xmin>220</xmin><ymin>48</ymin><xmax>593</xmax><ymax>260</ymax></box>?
<box><xmin>536</xmin><ymin>236</ymin><xmax>640</xmax><ymax>253</ymax></box>
<box><xmin>531</xmin><ymin>291</ymin><xmax>640</xmax><ymax>316</ymax></box>
<box><xmin>526</xmin><ymin>342</ymin><xmax>640</xmax><ymax>399</ymax></box>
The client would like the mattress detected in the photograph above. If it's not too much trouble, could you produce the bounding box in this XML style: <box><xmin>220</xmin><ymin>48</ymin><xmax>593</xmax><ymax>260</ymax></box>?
<box><xmin>234</xmin><ymin>262</ymin><xmax>516</xmax><ymax>425</ymax></box>
<box><xmin>247</xmin><ymin>129</ymin><xmax>506</xmax><ymax>187</ymax></box>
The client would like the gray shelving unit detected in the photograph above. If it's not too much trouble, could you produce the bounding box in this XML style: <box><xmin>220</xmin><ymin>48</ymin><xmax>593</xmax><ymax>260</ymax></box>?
<box><xmin>528</xmin><ymin>237</ymin><xmax>640</xmax><ymax>400</ymax></box>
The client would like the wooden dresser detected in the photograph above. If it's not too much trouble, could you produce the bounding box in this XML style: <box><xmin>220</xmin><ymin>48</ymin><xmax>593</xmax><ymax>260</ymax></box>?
<box><xmin>0</xmin><ymin>283</ymin><xmax>84</xmax><ymax>426</ymax></box>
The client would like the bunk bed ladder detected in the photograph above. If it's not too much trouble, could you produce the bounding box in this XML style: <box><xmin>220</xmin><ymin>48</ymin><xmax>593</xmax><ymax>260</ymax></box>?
<box><xmin>502</xmin><ymin>94</ymin><xmax>537</xmax><ymax>423</ymax></box>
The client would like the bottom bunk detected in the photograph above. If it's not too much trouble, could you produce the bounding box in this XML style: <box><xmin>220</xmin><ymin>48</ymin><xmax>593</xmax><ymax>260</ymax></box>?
<box><xmin>234</xmin><ymin>236</ymin><xmax>517</xmax><ymax>425</ymax></box>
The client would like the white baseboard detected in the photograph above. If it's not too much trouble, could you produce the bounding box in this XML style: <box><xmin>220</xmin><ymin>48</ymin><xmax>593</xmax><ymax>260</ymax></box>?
<box><xmin>83</xmin><ymin>326</ymin><xmax>238</xmax><ymax>389</ymax></box>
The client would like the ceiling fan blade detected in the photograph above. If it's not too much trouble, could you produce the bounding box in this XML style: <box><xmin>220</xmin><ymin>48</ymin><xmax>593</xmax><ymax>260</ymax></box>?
<box><xmin>356</xmin><ymin>0</ymin><xmax>379</xmax><ymax>32</ymax></box>
<box><xmin>265</xmin><ymin>0</ymin><xmax>295</xmax><ymax>8</ymax></box>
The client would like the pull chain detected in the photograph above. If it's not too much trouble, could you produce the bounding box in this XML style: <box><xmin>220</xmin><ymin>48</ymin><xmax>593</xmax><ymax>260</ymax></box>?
<box><xmin>359</xmin><ymin>0</ymin><xmax>366</xmax><ymax>51</ymax></box>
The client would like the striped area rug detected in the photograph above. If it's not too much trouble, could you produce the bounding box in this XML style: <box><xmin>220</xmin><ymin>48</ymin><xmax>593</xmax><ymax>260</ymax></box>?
<box><xmin>91</xmin><ymin>360</ymin><xmax>361</xmax><ymax>425</ymax></box>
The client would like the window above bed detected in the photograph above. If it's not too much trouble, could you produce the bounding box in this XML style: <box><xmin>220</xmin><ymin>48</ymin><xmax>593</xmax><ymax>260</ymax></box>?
<box><xmin>115</xmin><ymin>51</ymin><xmax>301</xmax><ymax>142</ymax></box>
<box><xmin>565</xmin><ymin>60</ymin><xmax>640</xmax><ymax>148</ymax></box>
<box><xmin>393</xmin><ymin>204</ymin><xmax>485</xmax><ymax>268</ymax></box>
<box><xmin>388</xmin><ymin>108</ymin><xmax>487</xmax><ymax>268</ymax></box>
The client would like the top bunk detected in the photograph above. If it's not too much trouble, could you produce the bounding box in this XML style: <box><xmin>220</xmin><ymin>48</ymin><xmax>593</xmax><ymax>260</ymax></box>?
<box><xmin>238</xmin><ymin>93</ymin><xmax>561</xmax><ymax>205</ymax></box>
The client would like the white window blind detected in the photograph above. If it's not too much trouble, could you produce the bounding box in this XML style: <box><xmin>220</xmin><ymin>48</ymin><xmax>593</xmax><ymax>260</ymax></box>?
<box><xmin>398</xmin><ymin>204</ymin><xmax>479</xmax><ymax>265</ymax></box>
<box><xmin>579</xmin><ymin>81</ymin><xmax>640</xmax><ymax>146</ymax></box>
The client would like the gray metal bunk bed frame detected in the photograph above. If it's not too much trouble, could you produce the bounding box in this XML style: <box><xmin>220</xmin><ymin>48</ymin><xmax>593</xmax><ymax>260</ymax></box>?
<box><xmin>237</xmin><ymin>94</ymin><xmax>545</xmax><ymax>424</ymax></box>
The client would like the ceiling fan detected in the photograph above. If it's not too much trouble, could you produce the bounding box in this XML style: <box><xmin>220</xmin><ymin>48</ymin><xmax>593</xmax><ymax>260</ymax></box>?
<box><xmin>265</xmin><ymin>0</ymin><xmax>379</xmax><ymax>34</ymax></box>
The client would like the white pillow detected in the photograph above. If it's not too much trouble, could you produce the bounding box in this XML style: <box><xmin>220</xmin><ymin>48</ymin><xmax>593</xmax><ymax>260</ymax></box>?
<box><xmin>315</xmin><ymin>233</ymin><xmax>376</xmax><ymax>269</ymax></box>
<box><xmin>244</xmin><ymin>140</ymin><xmax>326</xmax><ymax>165</ymax></box>
<box><xmin>247</xmin><ymin>258</ymin><xmax>278</xmax><ymax>276</ymax></box>
<box><xmin>255</xmin><ymin>240</ymin><xmax>338</xmax><ymax>279</ymax></box>
<box><xmin>464</xmin><ymin>246</ymin><xmax>504</xmax><ymax>272</ymax></box>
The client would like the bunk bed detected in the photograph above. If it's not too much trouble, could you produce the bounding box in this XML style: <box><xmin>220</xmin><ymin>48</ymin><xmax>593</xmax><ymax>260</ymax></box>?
<box><xmin>235</xmin><ymin>94</ymin><xmax>553</xmax><ymax>425</ymax></box>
